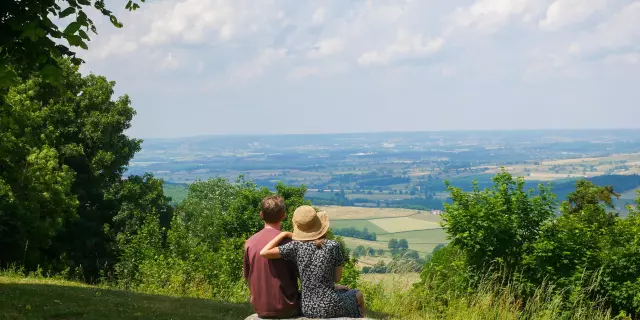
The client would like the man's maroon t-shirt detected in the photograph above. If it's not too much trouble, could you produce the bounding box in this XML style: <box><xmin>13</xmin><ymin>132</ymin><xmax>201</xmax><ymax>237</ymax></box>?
<box><xmin>244</xmin><ymin>227</ymin><xmax>300</xmax><ymax>318</ymax></box>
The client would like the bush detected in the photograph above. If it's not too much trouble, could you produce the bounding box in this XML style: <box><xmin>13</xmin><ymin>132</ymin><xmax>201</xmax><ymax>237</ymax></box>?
<box><xmin>418</xmin><ymin>171</ymin><xmax>640</xmax><ymax>318</ymax></box>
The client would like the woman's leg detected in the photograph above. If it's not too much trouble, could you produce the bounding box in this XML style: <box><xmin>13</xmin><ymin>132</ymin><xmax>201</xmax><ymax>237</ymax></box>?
<box><xmin>356</xmin><ymin>290</ymin><xmax>366</xmax><ymax>317</ymax></box>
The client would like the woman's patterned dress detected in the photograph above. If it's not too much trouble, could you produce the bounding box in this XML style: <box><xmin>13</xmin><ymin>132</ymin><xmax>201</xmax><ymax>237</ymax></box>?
<box><xmin>279</xmin><ymin>240</ymin><xmax>361</xmax><ymax>318</ymax></box>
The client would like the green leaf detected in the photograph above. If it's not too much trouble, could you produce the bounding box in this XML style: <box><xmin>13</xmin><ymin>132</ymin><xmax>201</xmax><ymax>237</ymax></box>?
<box><xmin>66</xmin><ymin>35</ymin><xmax>80</xmax><ymax>46</ymax></box>
<box><xmin>37</xmin><ymin>54</ymin><xmax>48</xmax><ymax>64</ymax></box>
<box><xmin>132</xmin><ymin>3</ymin><xmax>140</xmax><ymax>10</ymax></box>
<box><xmin>64</xmin><ymin>22</ymin><xmax>82</xmax><ymax>35</ymax></box>
<box><xmin>41</xmin><ymin>64</ymin><xmax>63</xmax><ymax>83</ymax></box>
<box><xmin>66</xmin><ymin>35</ymin><xmax>84</xmax><ymax>48</ymax></box>
<box><xmin>0</xmin><ymin>64</ymin><xmax>19</xmax><ymax>88</ymax></box>
<box><xmin>109</xmin><ymin>15</ymin><xmax>123</xmax><ymax>28</ymax></box>
<box><xmin>60</xmin><ymin>7</ymin><xmax>76</xmax><ymax>18</ymax></box>
<box><xmin>77</xmin><ymin>0</ymin><xmax>91</xmax><ymax>5</ymax></box>
<box><xmin>70</xmin><ymin>57</ymin><xmax>84</xmax><ymax>65</ymax></box>
<box><xmin>78</xmin><ymin>30</ymin><xmax>90</xmax><ymax>40</ymax></box>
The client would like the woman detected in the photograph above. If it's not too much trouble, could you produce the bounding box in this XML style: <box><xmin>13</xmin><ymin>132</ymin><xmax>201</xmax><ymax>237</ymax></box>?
<box><xmin>260</xmin><ymin>205</ymin><xmax>366</xmax><ymax>318</ymax></box>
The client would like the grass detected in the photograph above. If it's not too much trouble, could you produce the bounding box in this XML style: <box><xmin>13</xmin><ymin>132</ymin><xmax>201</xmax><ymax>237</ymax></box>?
<box><xmin>377</xmin><ymin>229</ymin><xmax>449</xmax><ymax>253</ymax></box>
<box><xmin>0</xmin><ymin>276</ymin><xmax>252</xmax><ymax>320</ymax></box>
<box><xmin>357</xmin><ymin>256</ymin><xmax>393</xmax><ymax>268</ymax></box>
<box><xmin>360</xmin><ymin>273</ymin><xmax>619</xmax><ymax>320</ymax></box>
<box><xmin>341</xmin><ymin>228</ymin><xmax>449</xmax><ymax>254</ymax></box>
<box><xmin>361</xmin><ymin>272</ymin><xmax>420</xmax><ymax>290</ymax></box>
<box><xmin>0</xmin><ymin>273</ymin><xmax>622</xmax><ymax>320</ymax></box>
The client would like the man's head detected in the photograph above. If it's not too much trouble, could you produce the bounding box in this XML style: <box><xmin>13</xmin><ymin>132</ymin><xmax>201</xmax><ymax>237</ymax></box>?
<box><xmin>260</xmin><ymin>195</ymin><xmax>286</xmax><ymax>223</ymax></box>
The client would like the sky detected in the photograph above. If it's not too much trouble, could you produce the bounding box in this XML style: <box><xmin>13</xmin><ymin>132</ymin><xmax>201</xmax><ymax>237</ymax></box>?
<box><xmin>77</xmin><ymin>0</ymin><xmax>640</xmax><ymax>138</ymax></box>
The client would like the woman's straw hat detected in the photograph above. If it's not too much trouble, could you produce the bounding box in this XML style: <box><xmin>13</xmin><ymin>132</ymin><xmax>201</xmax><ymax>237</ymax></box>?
<box><xmin>291</xmin><ymin>205</ymin><xmax>329</xmax><ymax>241</ymax></box>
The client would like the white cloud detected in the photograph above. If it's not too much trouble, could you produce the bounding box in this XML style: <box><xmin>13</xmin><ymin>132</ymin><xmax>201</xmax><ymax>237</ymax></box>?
<box><xmin>358</xmin><ymin>30</ymin><xmax>444</xmax><ymax>67</ymax></box>
<box><xmin>307</xmin><ymin>38</ymin><xmax>345</xmax><ymax>58</ymax></box>
<box><xmin>161</xmin><ymin>53</ymin><xmax>180</xmax><ymax>70</ymax></box>
<box><xmin>568</xmin><ymin>2</ymin><xmax>640</xmax><ymax>55</ymax></box>
<box><xmin>139</xmin><ymin>0</ymin><xmax>277</xmax><ymax>46</ymax></box>
<box><xmin>312</xmin><ymin>7</ymin><xmax>325</xmax><ymax>24</ymax></box>
<box><xmin>446</xmin><ymin>0</ymin><xmax>543</xmax><ymax>34</ymax></box>
<box><xmin>76</xmin><ymin>0</ymin><xmax>640</xmax><ymax>138</ymax></box>
<box><xmin>88</xmin><ymin>35</ymin><xmax>138</xmax><ymax>60</ymax></box>
<box><xmin>228</xmin><ymin>48</ymin><xmax>287</xmax><ymax>83</ymax></box>
<box><xmin>539</xmin><ymin>0</ymin><xmax>607</xmax><ymax>31</ymax></box>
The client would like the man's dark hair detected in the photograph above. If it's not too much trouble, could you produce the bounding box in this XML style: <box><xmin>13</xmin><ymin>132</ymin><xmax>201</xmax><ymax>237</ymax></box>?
<box><xmin>261</xmin><ymin>195</ymin><xmax>285</xmax><ymax>223</ymax></box>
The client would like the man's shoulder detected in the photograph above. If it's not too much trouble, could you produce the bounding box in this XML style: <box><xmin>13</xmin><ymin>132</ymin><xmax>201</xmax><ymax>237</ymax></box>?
<box><xmin>246</xmin><ymin>228</ymin><xmax>278</xmax><ymax>247</ymax></box>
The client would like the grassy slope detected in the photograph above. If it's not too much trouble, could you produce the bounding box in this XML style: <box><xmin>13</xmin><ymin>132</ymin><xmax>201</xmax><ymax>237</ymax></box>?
<box><xmin>1</xmin><ymin>274</ymin><xmax>616</xmax><ymax>320</ymax></box>
<box><xmin>0</xmin><ymin>277</ymin><xmax>252</xmax><ymax>320</ymax></box>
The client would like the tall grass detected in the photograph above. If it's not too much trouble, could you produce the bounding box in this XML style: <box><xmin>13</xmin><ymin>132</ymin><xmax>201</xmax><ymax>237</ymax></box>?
<box><xmin>361</xmin><ymin>272</ymin><xmax>626</xmax><ymax>320</ymax></box>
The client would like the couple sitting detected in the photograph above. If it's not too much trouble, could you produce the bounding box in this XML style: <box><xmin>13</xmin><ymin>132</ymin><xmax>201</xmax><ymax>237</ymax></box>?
<box><xmin>244</xmin><ymin>196</ymin><xmax>366</xmax><ymax>319</ymax></box>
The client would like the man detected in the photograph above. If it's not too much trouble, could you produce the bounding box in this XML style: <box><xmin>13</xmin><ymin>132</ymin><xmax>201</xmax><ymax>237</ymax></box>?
<box><xmin>244</xmin><ymin>195</ymin><xmax>300</xmax><ymax>318</ymax></box>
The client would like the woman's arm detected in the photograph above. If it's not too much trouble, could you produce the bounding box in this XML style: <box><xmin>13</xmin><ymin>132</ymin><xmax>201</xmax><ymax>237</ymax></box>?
<box><xmin>260</xmin><ymin>231</ymin><xmax>293</xmax><ymax>259</ymax></box>
<box><xmin>334</xmin><ymin>265</ymin><xmax>343</xmax><ymax>283</ymax></box>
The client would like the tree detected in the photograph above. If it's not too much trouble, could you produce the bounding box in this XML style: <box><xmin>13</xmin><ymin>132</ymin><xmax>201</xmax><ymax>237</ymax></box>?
<box><xmin>0</xmin><ymin>58</ymin><xmax>142</xmax><ymax>279</ymax></box>
<box><xmin>432</xmin><ymin>244</ymin><xmax>446</xmax><ymax>253</ymax></box>
<box><xmin>353</xmin><ymin>245</ymin><xmax>366</xmax><ymax>258</ymax></box>
<box><xmin>404</xmin><ymin>250</ymin><xmax>420</xmax><ymax>260</ymax></box>
<box><xmin>371</xmin><ymin>261</ymin><xmax>387</xmax><ymax>273</ymax></box>
<box><xmin>442</xmin><ymin>170</ymin><xmax>555</xmax><ymax>273</ymax></box>
<box><xmin>398</xmin><ymin>239</ymin><xmax>409</xmax><ymax>250</ymax></box>
<box><xmin>1</xmin><ymin>0</ymin><xmax>145</xmax><ymax>87</ymax></box>
<box><xmin>522</xmin><ymin>180</ymin><xmax>631</xmax><ymax>311</ymax></box>
<box><xmin>376</xmin><ymin>249</ymin><xmax>385</xmax><ymax>256</ymax></box>
<box><xmin>367</xmin><ymin>247</ymin><xmax>376</xmax><ymax>257</ymax></box>
<box><xmin>388</xmin><ymin>238</ymin><xmax>398</xmax><ymax>250</ymax></box>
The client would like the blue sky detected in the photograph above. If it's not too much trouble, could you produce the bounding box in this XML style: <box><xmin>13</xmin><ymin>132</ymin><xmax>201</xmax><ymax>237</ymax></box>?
<box><xmin>78</xmin><ymin>0</ymin><xmax>640</xmax><ymax>138</ymax></box>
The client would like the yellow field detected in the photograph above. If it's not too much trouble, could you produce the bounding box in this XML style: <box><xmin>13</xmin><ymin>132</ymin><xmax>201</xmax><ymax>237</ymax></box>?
<box><xmin>411</xmin><ymin>214</ymin><xmax>444</xmax><ymax>223</ymax></box>
<box><xmin>319</xmin><ymin>206</ymin><xmax>418</xmax><ymax>220</ymax></box>
<box><xmin>474</xmin><ymin>153</ymin><xmax>640</xmax><ymax>181</ymax></box>
<box><xmin>541</xmin><ymin>153</ymin><xmax>640</xmax><ymax>165</ymax></box>
<box><xmin>370</xmin><ymin>216</ymin><xmax>441</xmax><ymax>233</ymax></box>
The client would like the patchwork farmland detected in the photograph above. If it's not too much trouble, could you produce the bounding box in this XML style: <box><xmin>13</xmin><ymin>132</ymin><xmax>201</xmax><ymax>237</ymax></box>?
<box><xmin>320</xmin><ymin>206</ymin><xmax>450</xmax><ymax>261</ymax></box>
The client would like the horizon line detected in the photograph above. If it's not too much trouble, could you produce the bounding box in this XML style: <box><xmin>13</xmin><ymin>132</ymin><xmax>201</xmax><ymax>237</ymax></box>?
<box><xmin>134</xmin><ymin>127</ymin><xmax>640</xmax><ymax>140</ymax></box>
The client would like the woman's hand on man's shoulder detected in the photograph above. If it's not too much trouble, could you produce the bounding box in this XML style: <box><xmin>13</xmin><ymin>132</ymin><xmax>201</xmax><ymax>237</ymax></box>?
<box><xmin>280</xmin><ymin>231</ymin><xmax>293</xmax><ymax>238</ymax></box>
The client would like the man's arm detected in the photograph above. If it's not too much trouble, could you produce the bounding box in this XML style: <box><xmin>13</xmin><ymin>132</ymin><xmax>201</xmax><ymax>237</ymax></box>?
<box><xmin>260</xmin><ymin>231</ymin><xmax>293</xmax><ymax>259</ymax></box>
<box><xmin>243</xmin><ymin>246</ymin><xmax>250</xmax><ymax>280</ymax></box>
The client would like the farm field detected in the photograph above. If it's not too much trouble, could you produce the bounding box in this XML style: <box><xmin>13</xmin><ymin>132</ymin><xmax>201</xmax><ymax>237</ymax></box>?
<box><xmin>345</xmin><ymin>194</ymin><xmax>415</xmax><ymax>200</ymax></box>
<box><xmin>370</xmin><ymin>216</ymin><xmax>440</xmax><ymax>233</ymax></box>
<box><xmin>326</xmin><ymin>206</ymin><xmax>449</xmax><ymax>256</ymax></box>
<box><xmin>377</xmin><ymin>229</ymin><xmax>449</xmax><ymax>253</ymax></box>
<box><xmin>320</xmin><ymin>206</ymin><xmax>418</xmax><ymax>220</ymax></box>
<box><xmin>342</xmin><ymin>237</ymin><xmax>388</xmax><ymax>251</ymax></box>
<box><xmin>331</xmin><ymin>220</ymin><xmax>387</xmax><ymax>234</ymax></box>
